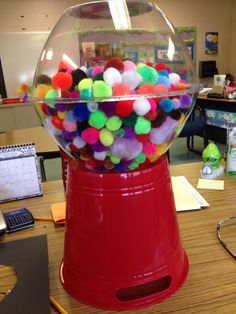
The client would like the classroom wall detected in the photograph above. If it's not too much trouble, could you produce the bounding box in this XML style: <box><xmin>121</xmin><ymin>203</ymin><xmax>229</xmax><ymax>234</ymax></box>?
<box><xmin>0</xmin><ymin>0</ymin><xmax>235</xmax><ymax>97</ymax></box>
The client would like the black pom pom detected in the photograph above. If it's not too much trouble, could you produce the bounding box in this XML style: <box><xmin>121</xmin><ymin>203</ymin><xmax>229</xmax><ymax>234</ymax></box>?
<box><xmin>71</xmin><ymin>69</ymin><xmax>87</xmax><ymax>89</ymax></box>
<box><xmin>168</xmin><ymin>109</ymin><xmax>182</xmax><ymax>120</ymax></box>
<box><xmin>152</xmin><ymin>111</ymin><xmax>167</xmax><ymax>127</ymax></box>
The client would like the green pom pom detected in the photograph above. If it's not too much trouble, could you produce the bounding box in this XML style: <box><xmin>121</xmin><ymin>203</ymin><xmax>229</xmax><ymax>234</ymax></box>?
<box><xmin>128</xmin><ymin>161</ymin><xmax>139</xmax><ymax>170</ymax></box>
<box><xmin>78</xmin><ymin>78</ymin><xmax>93</xmax><ymax>90</ymax></box>
<box><xmin>106</xmin><ymin>116</ymin><xmax>122</xmax><ymax>131</ymax></box>
<box><xmin>45</xmin><ymin>89</ymin><xmax>57</xmax><ymax>108</ymax></box>
<box><xmin>110</xmin><ymin>155</ymin><xmax>121</xmax><ymax>164</ymax></box>
<box><xmin>80</xmin><ymin>88</ymin><xmax>92</xmax><ymax>98</ymax></box>
<box><xmin>137</xmin><ymin>65</ymin><xmax>158</xmax><ymax>85</ymax></box>
<box><xmin>89</xmin><ymin>110</ymin><xmax>107</xmax><ymax>129</ymax></box>
<box><xmin>135</xmin><ymin>116</ymin><xmax>151</xmax><ymax>134</ymax></box>
<box><xmin>121</xmin><ymin>112</ymin><xmax>138</xmax><ymax>126</ymax></box>
<box><xmin>93</xmin><ymin>81</ymin><xmax>112</xmax><ymax>98</ymax></box>
<box><xmin>135</xmin><ymin>152</ymin><xmax>146</xmax><ymax>164</ymax></box>
<box><xmin>93</xmin><ymin>72</ymin><xmax>104</xmax><ymax>81</ymax></box>
<box><xmin>99</xmin><ymin>128</ymin><xmax>114</xmax><ymax>146</ymax></box>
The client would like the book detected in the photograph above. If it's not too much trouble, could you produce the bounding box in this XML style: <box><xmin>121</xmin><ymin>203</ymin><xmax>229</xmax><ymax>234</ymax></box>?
<box><xmin>172</xmin><ymin>176</ymin><xmax>209</xmax><ymax>211</ymax></box>
<box><xmin>0</xmin><ymin>143</ymin><xmax>42</xmax><ymax>203</ymax></box>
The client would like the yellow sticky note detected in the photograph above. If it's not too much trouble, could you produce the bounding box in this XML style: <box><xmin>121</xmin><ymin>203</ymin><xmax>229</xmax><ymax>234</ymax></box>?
<box><xmin>51</xmin><ymin>202</ymin><xmax>66</xmax><ymax>224</ymax></box>
<box><xmin>197</xmin><ymin>178</ymin><xmax>224</xmax><ymax>190</ymax></box>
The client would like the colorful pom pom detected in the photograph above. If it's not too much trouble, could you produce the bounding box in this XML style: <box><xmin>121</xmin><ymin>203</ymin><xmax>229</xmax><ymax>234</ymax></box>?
<box><xmin>88</xmin><ymin>110</ymin><xmax>107</xmax><ymax>129</ymax></box>
<box><xmin>133</xmin><ymin>98</ymin><xmax>151</xmax><ymax>116</ymax></box>
<box><xmin>137</xmin><ymin>65</ymin><xmax>158</xmax><ymax>85</ymax></box>
<box><xmin>104</xmin><ymin>57</ymin><xmax>124</xmax><ymax>72</ymax></box>
<box><xmin>135</xmin><ymin>116</ymin><xmax>151</xmax><ymax>134</ymax></box>
<box><xmin>92</xmin><ymin>81</ymin><xmax>112</xmax><ymax>98</ymax></box>
<box><xmin>52</xmin><ymin>72</ymin><xmax>72</xmax><ymax>90</ymax></box>
<box><xmin>115</xmin><ymin>100</ymin><xmax>133</xmax><ymax>117</ymax></box>
<box><xmin>99</xmin><ymin>128</ymin><xmax>115</xmax><ymax>146</ymax></box>
<box><xmin>81</xmin><ymin>127</ymin><xmax>99</xmax><ymax>144</ymax></box>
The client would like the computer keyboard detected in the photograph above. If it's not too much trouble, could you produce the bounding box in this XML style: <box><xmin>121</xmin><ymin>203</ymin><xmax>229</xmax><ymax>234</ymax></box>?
<box><xmin>207</xmin><ymin>93</ymin><xmax>224</xmax><ymax>99</ymax></box>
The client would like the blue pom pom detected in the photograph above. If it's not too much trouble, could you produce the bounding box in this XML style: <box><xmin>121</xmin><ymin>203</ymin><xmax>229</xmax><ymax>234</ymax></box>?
<box><xmin>159</xmin><ymin>98</ymin><xmax>174</xmax><ymax>112</ymax></box>
<box><xmin>73</xmin><ymin>103</ymin><xmax>90</xmax><ymax>121</ymax></box>
<box><xmin>157</xmin><ymin>75</ymin><xmax>170</xmax><ymax>88</ymax></box>
<box><xmin>86</xmin><ymin>67</ymin><xmax>94</xmax><ymax>77</ymax></box>
<box><xmin>80</xmin><ymin>88</ymin><xmax>92</xmax><ymax>98</ymax></box>
<box><xmin>158</xmin><ymin>70</ymin><xmax>169</xmax><ymax>77</ymax></box>
<box><xmin>66</xmin><ymin>111</ymin><xmax>76</xmax><ymax>121</ymax></box>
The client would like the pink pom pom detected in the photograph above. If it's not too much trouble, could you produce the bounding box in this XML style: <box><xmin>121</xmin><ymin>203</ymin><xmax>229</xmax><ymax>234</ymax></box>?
<box><xmin>143</xmin><ymin>141</ymin><xmax>157</xmax><ymax>155</ymax></box>
<box><xmin>63</xmin><ymin>119</ymin><xmax>77</xmax><ymax>132</ymax></box>
<box><xmin>92</xmin><ymin>66</ymin><xmax>103</xmax><ymax>77</ymax></box>
<box><xmin>81</xmin><ymin>127</ymin><xmax>99</xmax><ymax>144</ymax></box>
<box><xmin>148</xmin><ymin>98</ymin><xmax>157</xmax><ymax>111</ymax></box>
<box><xmin>123</xmin><ymin>60</ymin><xmax>136</xmax><ymax>72</ymax></box>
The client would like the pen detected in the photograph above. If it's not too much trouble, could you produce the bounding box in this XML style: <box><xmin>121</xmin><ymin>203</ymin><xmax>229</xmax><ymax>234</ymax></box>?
<box><xmin>34</xmin><ymin>216</ymin><xmax>54</xmax><ymax>221</ymax></box>
<box><xmin>50</xmin><ymin>295</ymin><xmax>68</xmax><ymax>314</ymax></box>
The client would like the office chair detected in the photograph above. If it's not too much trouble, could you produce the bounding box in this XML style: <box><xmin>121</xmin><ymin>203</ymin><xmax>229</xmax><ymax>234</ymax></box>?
<box><xmin>178</xmin><ymin>105</ymin><xmax>208</xmax><ymax>154</ymax></box>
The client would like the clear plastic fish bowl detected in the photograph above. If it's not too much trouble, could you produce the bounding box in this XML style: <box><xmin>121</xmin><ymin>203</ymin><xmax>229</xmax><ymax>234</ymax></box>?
<box><xmin>33</xmin><ymin>0</ymin><xmax>200</xmax><ymax>172</ymax></box>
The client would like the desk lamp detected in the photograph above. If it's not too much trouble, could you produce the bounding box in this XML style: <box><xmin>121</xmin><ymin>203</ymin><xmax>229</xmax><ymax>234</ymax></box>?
<box><xmin>33</xmin><ymin>0</ymin><xmax>200</xmax><ymax>310</ymax></box>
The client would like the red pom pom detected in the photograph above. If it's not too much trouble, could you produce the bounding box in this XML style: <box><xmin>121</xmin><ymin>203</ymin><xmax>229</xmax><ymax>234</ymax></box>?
<box><xmin>136</xmin><ymin>133</ymin><xmax>149</xmax><ymax>142</ymax></box>
<box><xmin>115</xmin><ymin>100</ymin><xmax>134</xmax><ymax>117</ymax></box>
<box><xmin>51</xmin><ymin>116</ymin><xmax>64</xmax><ymax>129</ymax></box>
<box><xmin>58</xmin><ymin>60</ymin><xmax>71</xmax><ymax>71</ymax></box>
<box><xmin>68</xmin><ymin>143</ymin><xmax>80</xmax><ymax>152</ymax></box>
<box><xmin>104</xmin><ymin>57</ymin><xmax>124</xmax><ymax>72</ymax></box>
<box><xmin>146</xmin><ymin>62</ymin><xmax>153</xmax><ymax>67</ymax></box>
<box><xmin>154</xmin><ymin>63</ymin><xmax>169</xmax><ymax>71</ymax></box>
<box><xmin>41</xmin><ymin>103</ymin><xmax>50</xmax><ymax>115</ymax></box>
<box><xmin>52</xmin><ymin>72</ymin><xmax>72</xmax><ymax>90</ymax></box>
<box><xmin>144</xmin><ymin>110</ymin><xmax>157</xmax><ymax>121</ymax></box>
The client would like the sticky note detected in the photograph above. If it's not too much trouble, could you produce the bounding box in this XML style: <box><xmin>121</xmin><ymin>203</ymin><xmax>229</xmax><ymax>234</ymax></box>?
<box><xmin>197</xmin><ymin>178</ymin><xmax>224</xmax><ymax>190</ymax></box>
<box><xmin>50</xmin><ymin>202</ymin><xmax>66</xmax><ymax>224</ymax></box>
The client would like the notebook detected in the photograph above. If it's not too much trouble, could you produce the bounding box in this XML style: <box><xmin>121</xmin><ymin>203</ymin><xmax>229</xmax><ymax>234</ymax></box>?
<box><xmin>0</xmin><ymin>143</ymin><xmax>42</xmax><ymax>203</ymax></box>
<box><xmin>172</xmin><ymin>176</ymin><xmax>209</xmax><ymax>211</ymax></box>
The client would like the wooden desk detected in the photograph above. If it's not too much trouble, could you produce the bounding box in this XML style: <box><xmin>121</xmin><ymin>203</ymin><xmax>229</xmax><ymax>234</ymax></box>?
<box><xmin>0</xmin><ymin>126</ymin><xmax>59</xmax><ymax>156</ymax></box>
<box><xmin>1</xmin><ymin>162</ymin><xmax>236</xmax><ymax>313</ymax></box>
<box><xmin>197</xmin><ymin>95</ymin><xmax>236</xmax><ymax>144</ymax></box>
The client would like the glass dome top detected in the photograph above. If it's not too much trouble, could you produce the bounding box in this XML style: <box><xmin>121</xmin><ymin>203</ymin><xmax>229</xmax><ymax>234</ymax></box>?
<box><xmin>33</xmin><ymin>0</ymin><xmax>199</xmax><ymax>104</ymax></box>
<box><xmin>33</xmin><ymin>0</ymin><xmax>200</xmax><ymax>172</ymax></box>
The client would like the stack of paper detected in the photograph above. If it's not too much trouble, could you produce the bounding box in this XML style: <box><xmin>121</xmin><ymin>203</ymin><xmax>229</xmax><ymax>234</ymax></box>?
<box><xmin>171</xmin><ymin>176</ymin><xmax>209</xmax><ymax>212</ymax></box>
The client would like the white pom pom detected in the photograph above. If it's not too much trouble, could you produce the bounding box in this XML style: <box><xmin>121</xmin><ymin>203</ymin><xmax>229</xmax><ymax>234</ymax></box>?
<box><xmin>133</xmin><ymin>98</ymin><xmax>151</xmax><ymax>116</ymax></box>
<box><xmin>169</xmin><ymin>73</ymin><xmax>180</xmax><ymax>85</ymax></box>
<box><xmin>73</xmin><ymin>136</ymin><xmax>86</xmax><ymax>148</ymax></box>
<box><xmin>122</xmin><ymin>70</ymin><xmax>141</xmax><ymax>90</ymax></box>
<box><xmin>94</xmin><ymin>151</ymin><xmax>107</xmax><ymax>160</ymax></box>
<box><xmin>103</xmin><ymin>67</ymin><xmax>122</xmax><ymax>87</ymax></box>
<box><xmin>87</xmin><ymin>101</ymin><xmax>98</xmax><ymax>112</ymax></box>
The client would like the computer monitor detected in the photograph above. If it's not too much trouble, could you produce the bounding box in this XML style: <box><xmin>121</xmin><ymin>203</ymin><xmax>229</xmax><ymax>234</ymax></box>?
<box><xmin>199</xmin><ymin>60</ymin><xmax>218</xmax><ymax>78</ymax></box>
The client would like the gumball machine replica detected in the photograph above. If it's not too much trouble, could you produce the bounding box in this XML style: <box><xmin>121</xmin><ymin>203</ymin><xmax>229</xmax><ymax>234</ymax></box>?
<box><xmin>33</xmin><ymin>1</ymin><xmax>200</xmax><ymax>310</ymax></box>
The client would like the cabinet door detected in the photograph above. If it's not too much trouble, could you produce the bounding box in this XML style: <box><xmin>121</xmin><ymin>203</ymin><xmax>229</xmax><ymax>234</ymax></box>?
<box><xmin>14</xmin><ymin>105</ymin><xmax>41</xmax><ymax>129</ymax></box>
<box><xmin>0</xmin><ymin>107</ymin><xmax>15</xmax><ymax>132</ymax></box>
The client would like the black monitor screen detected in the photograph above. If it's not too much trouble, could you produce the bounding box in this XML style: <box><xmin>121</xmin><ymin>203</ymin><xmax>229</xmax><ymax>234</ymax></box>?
<box><xmin>199</xmin><ymin>60</ymin><xmax>218</xmax><ymax>78</ymax></box>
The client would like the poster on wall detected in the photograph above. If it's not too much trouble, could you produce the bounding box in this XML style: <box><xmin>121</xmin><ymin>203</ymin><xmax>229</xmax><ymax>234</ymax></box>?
<box><xmin>205</xmin><ymin>32</ymin><xmax>218</xmax><ymax>55</ymax></box>
<box><xmin>176</xmin><ymin>26</ymin><xmax>196</xmax><ymax>62</ymax></box>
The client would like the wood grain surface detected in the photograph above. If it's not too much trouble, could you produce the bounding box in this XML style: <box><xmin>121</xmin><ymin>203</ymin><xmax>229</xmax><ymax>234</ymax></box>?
<box><xmin>1</xmin><ymin>162</ymin><xmax>236</xmax><ymax>313</ymax></box>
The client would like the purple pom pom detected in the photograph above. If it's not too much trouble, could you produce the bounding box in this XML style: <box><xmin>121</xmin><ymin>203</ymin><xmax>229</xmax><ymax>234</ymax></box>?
<box><xmin>91</xmin><ymin>141</ymin><xmax>108</xmax><ymax>152</ymax></box>
<box><xmin>111</xmin><ymin>137</ymin><xmax>143</xmax><ymax>160</ymax></box>
<box><xmin>99</xmin><ymin>101</ymin><xmax>116</xmax><ymax>117</ymax></box>
<box><xmin>180</xmin><ymin>94</ymin><xmax>192</xmax><ymax>108</ymax></box>
<box><xmin>150</xmin><ymin>116</ymin><xmax>178</xmax><ymax>144</ymax></box>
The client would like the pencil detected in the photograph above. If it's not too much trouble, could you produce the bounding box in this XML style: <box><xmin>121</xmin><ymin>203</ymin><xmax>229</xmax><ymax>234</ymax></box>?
<box><xmin>34</xmin><ymin>216</ymin><xmax>54</xmax><ymax>221</ymax></box>
<box><xmin>50</xmin><ymin>296</ymin><xmax>68</xmax><ymax>314</ymax></box>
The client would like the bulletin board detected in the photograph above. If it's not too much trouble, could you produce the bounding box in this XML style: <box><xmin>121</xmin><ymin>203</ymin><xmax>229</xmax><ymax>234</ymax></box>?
<box><xmin>0</xmin><ymin>32</ymin><xmax>49</xmax><ymax>98</ymax></box>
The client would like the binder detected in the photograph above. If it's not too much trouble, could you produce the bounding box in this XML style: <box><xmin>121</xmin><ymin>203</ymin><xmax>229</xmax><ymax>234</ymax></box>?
<box><xmin>0</xmin><ymin>143</ymin><xmax>42</xmax><ymax>203</ymax></box>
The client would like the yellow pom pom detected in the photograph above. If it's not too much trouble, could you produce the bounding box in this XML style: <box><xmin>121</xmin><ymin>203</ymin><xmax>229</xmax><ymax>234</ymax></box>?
<box><xmin>34</xmin><ymin>84</ymin><xmax>52</xmax><ymax>98</ymax></box>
